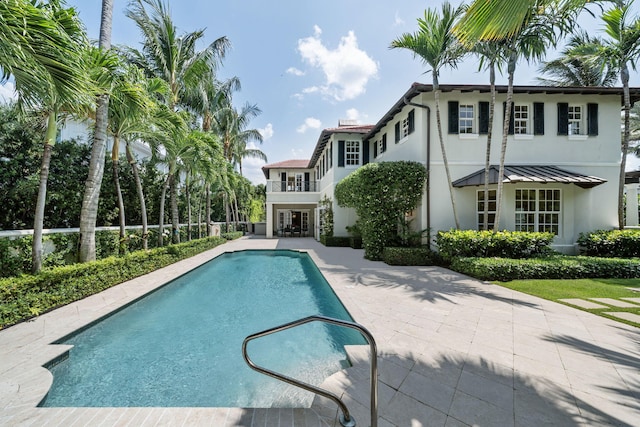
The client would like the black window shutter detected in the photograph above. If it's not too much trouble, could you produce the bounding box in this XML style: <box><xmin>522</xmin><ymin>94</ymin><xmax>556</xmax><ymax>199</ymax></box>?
<box><xmin>448</xmin><ymin>101</ymin><xmax>459</xmax><ymax>134</ymax></box>
<box><xmin>408</xmin><ymin>109</ymin><xmax>415</xmax><ymax>134</ymax></box>
<box><xmin>587</xmin><ymin>103</ymin><xmax>598</xmax><ymax>136</ymax></box>
<box><xmin>329</xmin><ymin>141</ymin><xmax>333</xmax><ymax>167</ymax></box>
<box><xmin>533</xmin><ymin>102</ymin><xmax>545</xmax><ymax>135</ymax></box>
<box><xmin>479</xmin><ymin>101</ymin><xmax>489</xmax><ymax>134</ymax></box>
<box><xmin>338</xmin><ymin>140</ymin><xmax>345</xmax><ymax>167</ymax></box>
<box><xmin>503</xmin><ymin>102</ymin><xmax>514</xmax><ymax>135</ymax></box>
<box><xmin>281</xmin><ymin>172</ymin><xmax>286</xmax><ymax>191</ymax></box>
<box><xmin>304</xmin><ymin>172</ymin><xmax>310</xmax><ymax>191</ymax></box>
<box><xmin>266</xmin><ymin>169</ymin><xmax>270</xmax><ymax>180</ymax></box>
<box><xmin>363</xmin><ymin>140</ymin><xmax>369</xmax><ymax>165</ymax></box>
<box><xmin>395</xmin><ymin>122</ymin><xmax>400</xmax><ymax>143</ymax></box>
<box><xmin>557</xmin><ymin>103</ymin><xmax>569</xmax><ymax>135</ymax></box>
<box><xmin>373</xmin><ymin>140</ymin><xmax>377</xmax><ymax>158</ymax></box>
<box><xmin>382</xmin><ymin>133</ymin><xmax>387</xmax><ymax>152</ymax></box>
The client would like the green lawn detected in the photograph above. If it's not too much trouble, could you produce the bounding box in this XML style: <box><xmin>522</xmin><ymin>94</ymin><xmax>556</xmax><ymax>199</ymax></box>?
<box><xmin>496</xmin><ymin>278</ymin><xmax>640</xmax><ymax>328</ymax></box>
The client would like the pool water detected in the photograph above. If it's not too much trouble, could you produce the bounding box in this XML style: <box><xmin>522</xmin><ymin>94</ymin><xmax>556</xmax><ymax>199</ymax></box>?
<box><xmin>41</xmin><ymin>250</ymin><xmax>365</xmax><ymax>408</ymax></box>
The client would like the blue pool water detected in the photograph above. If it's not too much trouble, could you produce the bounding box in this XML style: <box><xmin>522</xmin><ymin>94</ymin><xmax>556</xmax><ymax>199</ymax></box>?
<box><xmin>41</xmin><ymin>250</ymin><xmax>365</xmax><ymax>408</ymax></box>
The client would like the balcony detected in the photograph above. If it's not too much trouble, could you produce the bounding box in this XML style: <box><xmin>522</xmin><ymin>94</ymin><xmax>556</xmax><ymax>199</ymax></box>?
<box><xmin>267</xmin><ymin>181</ymin><xmax>319</xmax><ymax>193</ymax></box>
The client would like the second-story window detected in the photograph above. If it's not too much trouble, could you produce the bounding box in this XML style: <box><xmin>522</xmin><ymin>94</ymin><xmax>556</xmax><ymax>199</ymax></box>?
<box><xmin>568</xmin><ymin>105</ymin><xmax>582</xmax><ymax>135</ymax></box>
<box><xmin>345</xmin><ymin>141</ymin><xmax>360</xmax><ymax>166</ymax></box>
<box><xmin>459</xmin><ymin>104</ymin><xmax>475</xmax><ymax>134</ymax></box>
<box><xmin>514</xmin><ymin>105</ymin><xmax>529</xmax><ymax>134</ymax></box>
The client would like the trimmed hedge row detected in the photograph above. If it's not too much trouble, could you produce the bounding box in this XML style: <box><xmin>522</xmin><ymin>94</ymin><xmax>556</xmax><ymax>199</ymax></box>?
<box><xmin>577</xmin><ymin>229</ymin><xmax>640</xmax><ymax>258</ymax></box>
<box><xmin>0</xmin><ymin>236</ymin><xmax>229</xmax><ymax>329</ymax></box>
<box><xmin>320</xmin><ymin>235</ymin><xmax>351</xmax><ymax>247</ymax></box>
<box><xmin>221</xmin><ymin>231</ymin><xmax>244</xmax><ymax>240</ymax></box>
<box><xmin>382</xmin><ymin>247</ymin><xmax>442</xmax><ymax>266</ymax></box>
<box><xmin>450</xmin><ymin>255</ymin><xmax>640</xmax><ymax>281</ymax></box>
<box><xmin>436</xmin><ymin>230</ymin><xmax>554</xmax><ymax>260</ymax></box>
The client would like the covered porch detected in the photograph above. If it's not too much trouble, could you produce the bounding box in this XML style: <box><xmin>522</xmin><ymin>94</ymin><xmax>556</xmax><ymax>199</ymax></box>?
<box><xmin>265</xmin><ymin>203</ymin><xmax>317</xmax><ymax>239</ymax></box>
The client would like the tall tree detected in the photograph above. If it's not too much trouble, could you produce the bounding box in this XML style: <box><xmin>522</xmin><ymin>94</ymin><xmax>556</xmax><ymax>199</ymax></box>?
<box><xmin>596</xmin><ymin>0</ymin><xmax>640</xmax><ymax>227</ymax></box>
<box><xmin>457</xmin><ymin>0</ymin><xmax>579</xmax><ymax>229</ymax></box>
<box><xmin>125</xmin><ymin>0</ymin><xmax>229</xmax><ymax>242</ymax></box>
<box><xmin>78</xmin><ymin>0</ymin><xmax>114</xmax><ymax>262</ymax></box>
<box><xmin>537</xmin><ymin>31</ymin><xmax>618</xmax><ymax>87</ymax></box>
<box><xmin>390</xmin><ymin>2</ymin><xmax>467</xmax><ymax>229</ymax></box>
<box><xmin>10</xmin><ymin>1</ymin><xmax>91</xmax><ymax>273</ymax></box>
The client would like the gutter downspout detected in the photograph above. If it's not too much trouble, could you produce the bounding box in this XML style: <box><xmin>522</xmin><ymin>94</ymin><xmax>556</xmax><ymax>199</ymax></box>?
<box><xmin>404</xmin><ymin>96</ymin><xmax>431</xmax><ymax>248</ymax></box>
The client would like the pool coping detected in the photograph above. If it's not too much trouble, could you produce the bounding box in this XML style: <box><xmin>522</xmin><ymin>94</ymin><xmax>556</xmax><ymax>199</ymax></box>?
<box><xmin>2</xmin><ymin>236</ymin><xmax>640</xmax><ymax>426</ymax></box>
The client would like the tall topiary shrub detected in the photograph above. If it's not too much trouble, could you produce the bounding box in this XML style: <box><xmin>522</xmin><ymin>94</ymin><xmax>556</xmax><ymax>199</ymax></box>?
<box><xmin>335</xmin><ymin>161</ymin><xmax>426</xmax><ymax>260</ymax></box>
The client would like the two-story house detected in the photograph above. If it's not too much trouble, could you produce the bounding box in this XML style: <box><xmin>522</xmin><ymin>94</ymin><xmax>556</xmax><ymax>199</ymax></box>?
<box><xmin>263</xmin><ymin>83</ymin><xmax>640</xmax><ymax>253</ymax></box>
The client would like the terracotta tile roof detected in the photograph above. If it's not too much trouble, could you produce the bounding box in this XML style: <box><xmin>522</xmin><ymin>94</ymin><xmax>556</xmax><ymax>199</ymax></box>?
<box><xmin>261</xmin><ymin>159</ymin><xmax>310</xmax><ymax>178</ymax></box>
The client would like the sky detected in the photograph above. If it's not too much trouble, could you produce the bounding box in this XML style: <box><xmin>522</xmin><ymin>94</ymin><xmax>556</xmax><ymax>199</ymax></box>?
<box><xmin>2</xmin><ymin>0</ymin><xmax>640</xmax><ymax>182</ymax></box>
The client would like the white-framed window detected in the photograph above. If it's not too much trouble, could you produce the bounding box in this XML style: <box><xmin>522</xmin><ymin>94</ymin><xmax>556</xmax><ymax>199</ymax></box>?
<box><xmin>476</xmin><ymin>189</ymin><xmax>496</xmax><ymax>230</ymax></box>
<box><xmin>514</xmin><ymin>104</ymin><xmax>530</xmax><ymax>134</ymax></box>
<box><xmin>459</xmin><ymin>104</ymin><xmax>475</xmax><ymax>134</ymax></box>
<box><xmin>568</xmin><ymin>105</ymin><xmax>583</xmax><ymax>135</ymax></box>
<box><xmin>345</xmin><ymin>140</ymin><xmax>360</xmax><ymax>166</ymax></box>
<box><xmin>515</xmin><ymin>189</ymin><xmax>561</xmax><ymax>235</ymax></box>
<box><xmin>295</xmin><ymin>173</ymin><xmax>303</xmax><ymax>192</ymax></box>
<box><xmin>401</xmin><ymin>116</ymin><xmax>411</xmax><ymax>138</ymax></box>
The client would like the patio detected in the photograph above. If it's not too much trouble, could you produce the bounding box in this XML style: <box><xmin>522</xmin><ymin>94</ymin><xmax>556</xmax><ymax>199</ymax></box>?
<box><xmin>1</xmin><ymin>236</ymin><xmax>639</xmax><ymax>426</ymax></box>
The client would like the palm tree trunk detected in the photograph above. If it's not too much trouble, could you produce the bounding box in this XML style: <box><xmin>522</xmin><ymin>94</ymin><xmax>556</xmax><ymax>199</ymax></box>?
<box><xmin>495</xmin><ymin>53</ymin><xmax>516</xmax><ymax>230</ymax></box>
<box><xmin>170</xmin><ymin>173</ymin><xmax>180</xmax><ymax>244</ymax></box>
<box><xmin>186</xmin><ymin>175</ymin><xmax>192</xmax><ymax>241</ymax></box>
<box><xmin>126</xmin><ymin>141</ymin><xmax>148</xmax><ymax>250</ymax></box>
<box><xmin>78</xmin><ymin>0</ymin><xmax>113</xmax><ymax>263</ymax></box>
<box><xmin>206</xmin><ymin>183</ymin><xmax>212</xmax><ymax>236</ymax></box>
<box><xmin>112</xmin><ymin>156</ymin><xmax>127</xmax><ymax>254</ymax></box>
<box><xmin>32</xmin><ymin>113</ymin><xmax>57</xmax><ymax>273</ymax></box>
<box><xmin>224</xmin><ymin>192</ymin><xmax>230</xmax><ymax>232</ymax></box>
<box><xmin>619</xmin><ymin>63</ymin><xmax>631</xmax><ymax>229</ymax></box>
<box><xmin>434</xmin><ymin>85</ymin><xmax>460</xmax><ymax>229</ymax></box>
<box><xmin>158</xmin><ymin>174</ymin><xmax>170</xmax><ymax>247</ymax></box>
<box><xmin>197</xmin><ymin>188</ymin><xmax>203</xmax><ymax>239</ymax></box>
<box><xmin>483</xmin><ymin>64</ymin><xmax>496</xmax><ymax>230</ymax></box>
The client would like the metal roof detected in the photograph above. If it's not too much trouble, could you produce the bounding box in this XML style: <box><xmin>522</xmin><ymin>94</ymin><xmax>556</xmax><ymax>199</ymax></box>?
<box><xmin>452</xmin><ymin>165</ymin><xmax>607</xmax><ymax>189</ymax></box>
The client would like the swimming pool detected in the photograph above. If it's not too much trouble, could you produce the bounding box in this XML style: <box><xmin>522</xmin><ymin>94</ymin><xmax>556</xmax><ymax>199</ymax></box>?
<box><xmin>40</xmin><ymin>250</ymin><xmax>365</xmax><ymax>408</ymax></box>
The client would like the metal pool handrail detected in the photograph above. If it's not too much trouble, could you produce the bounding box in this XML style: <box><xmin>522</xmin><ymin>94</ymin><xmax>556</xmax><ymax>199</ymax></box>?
<box><xmin>242</xmin><ymin>315</ymin><xmax>378</xmax><ymax>427</ymax></box>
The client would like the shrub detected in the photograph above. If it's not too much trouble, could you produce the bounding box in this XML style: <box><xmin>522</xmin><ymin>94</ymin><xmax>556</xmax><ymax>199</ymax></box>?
<box><xmin>335</xmin><ymin>161</ymin><xmax>426</xmax><ymax>260</ymax></box>
<box><xmin>450</xmin><ymin>255</ymin><xmax>640</xmax><ymax>281</ymax></box>
<box><xmin>349</xmin><ymin>237</ymin><xmax>363</xmax><ymax>249</ymax></box>
<box><xmin>321</xmin><ymin>235</ymin><xmax>351</xmax><ymax>247</ymax></box>
<box><xmin>436</xmin><ymin>229</ymin><xmax>554</xmax><ymax>260</ymax></box>
<box><xmin>577</xmin><ymin>229</ymin><xmax>640</xmax><ymax>258</ymax></box>
<box><xmin>0</xmin><ymin>236</ymin><xmax>227</xmax><ymax>329</ymax></box>
<box><xmin>383</xmin><ymin>246</ymin><xmax>442</xmax><ymax>266</ymax></box>
<box><xmin>221</xmin><ymin>231</ymin><xmax>243</xmax><ymax>240</ymax></box>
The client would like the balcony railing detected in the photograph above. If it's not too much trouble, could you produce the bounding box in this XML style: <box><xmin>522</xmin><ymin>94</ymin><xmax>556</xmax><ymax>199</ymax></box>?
<box><xmin>267</xmin><ymin>181</ymin><xmax>319</xmax><ymax>193</ymax></box>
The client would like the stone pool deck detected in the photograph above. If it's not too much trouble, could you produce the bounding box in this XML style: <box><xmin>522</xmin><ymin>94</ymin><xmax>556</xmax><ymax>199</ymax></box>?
<box><xmin>1</xmin><ymin>236</ymin><xmax>639</xmax><ymax>426</ymax></box>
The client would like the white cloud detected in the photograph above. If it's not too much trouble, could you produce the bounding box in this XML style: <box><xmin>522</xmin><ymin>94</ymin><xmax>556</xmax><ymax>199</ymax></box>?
<box><xmin>286</xmin><ymin>67</ymin><xmax>305</xmax><ymax>76</ymax></box>
<box><xmin>297</xmin><ymin>26</ymin><xmax>378</xmax><ymax>101</ymax></box>
<box><xmin>290</xmin><ymin>148</ymin><xmax>305</xmax><ymax>158</ymax></box>
<box><xmin>346</xmin><ymin>108</ymin><xmax>360</xmax><ymax>121</ymax></box>
<box><xmin>258</xmin><ymin>123</ymin><xmax>274</xmax><ymax>140</ymax></box>
<box><xmin>394</xmin><ymin>11</ymin><xmax>405</xmax><ymax>26</ymax></box>
<box><xmin>296</xmin><ymin>117</ymin><xmax>322</xmax><ymax>133</ymax></box>
<box><xmin>0</xmin><ymin>82</ymin><xmax>17</xmax><ymax>103</ymax></box>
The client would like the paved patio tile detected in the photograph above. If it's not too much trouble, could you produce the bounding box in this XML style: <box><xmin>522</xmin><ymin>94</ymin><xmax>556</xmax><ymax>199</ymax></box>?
<box><xmin>604</xmin><ymin>311</ymin><xmax>640</xmax><ymax>324</ymax></box>
<box><xmin>589</xmin><ymin>298</ymin><xmax>640</xmax><ymax>308</ymax></box>
<box><xmin>558</xmin><ymin>298</ymin><xmax>608</xmax><ymax>309</ymax></box>
<box><xmin>2</xmin><ymin>237</ymin><xmax>639</xmax><ymax>427</ymax></box>
<box><xmin>621</xmin><ymin>297</ymin><xmax>640</xmax><ymax>304</ymax></box>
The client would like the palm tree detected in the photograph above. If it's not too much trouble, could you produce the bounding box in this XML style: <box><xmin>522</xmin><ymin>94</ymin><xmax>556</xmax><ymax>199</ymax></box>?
<box><xmin>537</xmin><ymin>31</ymin><xmax>618</xmax><ymax>87</ymax></box>
<box><xmin>125</xmin><ymin>0</ymin><xmax>230</xmax><ymax>242</ymax></box>
<box><xmin>457</xmin><ymin>0</ymin><xmax>580</xmax><ymax>230</ymax></box>
<box><xmin>0</xmin><ymin>0</ymin><xmax>89</xmax><ymax>105</ymax></box>
<box><xmin>473</xmin><ymin>41</ymin><xmax>506</xmax><ymax>230</ymax></box>
<box><xmin>9</xmin><ymin>2</ymin><xmax>92</xmax><ymax>273</ymax></box>
<box><xmin>78</xmin><ymin>0</ymin><xmax>115</xmax><ymax>263</ymax></box>
<box><xmin>596</xmin><ymin>0</ymin><xmax>640</xmax><ymax>227</ymax></box>
<box><xmin>390</xmin><ymin>2</ymin><xmax>467</xmax><ymax>229</ymax></box>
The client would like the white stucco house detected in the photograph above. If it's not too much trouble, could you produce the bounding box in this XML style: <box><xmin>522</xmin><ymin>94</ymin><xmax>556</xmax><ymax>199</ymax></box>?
<box><xmin>263</xmin><ymin>83</ymin><xmax>640</xmax><ymax>253</ymax></box>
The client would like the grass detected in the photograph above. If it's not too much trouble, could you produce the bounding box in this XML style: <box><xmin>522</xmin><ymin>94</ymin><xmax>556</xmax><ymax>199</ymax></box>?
<box><xmin>496</xmin><ymin>278</ymin><xmax>640</xmax><ymax>328</ymax></box>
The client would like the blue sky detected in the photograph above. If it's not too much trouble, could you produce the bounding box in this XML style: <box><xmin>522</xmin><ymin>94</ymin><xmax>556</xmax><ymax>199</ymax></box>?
<box><xmin>2</xmin><ymin>0</ymin><xmax>639</xmax><ymax>182</ymax></box>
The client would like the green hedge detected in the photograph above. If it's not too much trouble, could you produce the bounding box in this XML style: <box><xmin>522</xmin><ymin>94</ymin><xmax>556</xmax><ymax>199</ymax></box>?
<box><xmin>383</xmin><ymin>246</ymin><xmax>441</xmax><ymax>266</ymax></box>
<box><xmin>577</xmin><ymin>229</ymin><xmax>640</xmax><ymax>258</ymax></box>
<box><xmin>349</xmin><ymin>237</ymin><xmax>363</xmax><ymax>249</ymax></box>
<box><xmin>0</xmin><ymin>236</ymin><xmax>227</xmax><ymax>329</ymax></box>
<box><xmin>320</xmin><ymin>235</ymin><xmax>351</xmax><ymax>247</ymax></box>
<box><xmin>436</xmin><ymin>229</ymin><xmax>554</xmax><ymax>260</ymax></box>
<box><xmin>221</xmin><ymin>231</ymin><xmax>244</xmax><ymax>240</ymax></box>
<box><xmin>450</xmin><ymin>255</ymin><xmax>640</xmax><ymax>281</ymax></box>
